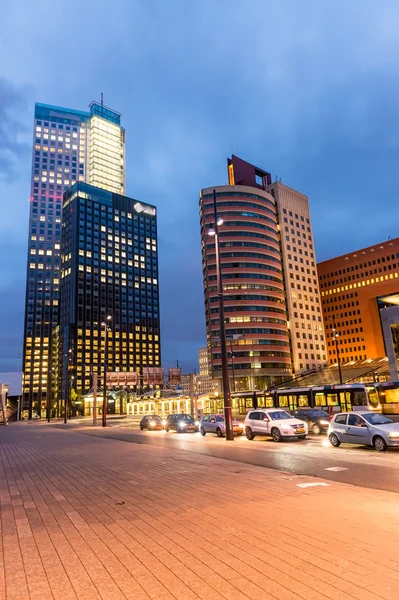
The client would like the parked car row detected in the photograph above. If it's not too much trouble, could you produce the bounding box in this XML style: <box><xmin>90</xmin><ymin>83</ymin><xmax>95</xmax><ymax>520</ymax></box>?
<box><xmin>139</xmin><ymin>409</ymin><xmax>399</xmax><ymax>451</ymax></box>
<box><xmin>140</xmin><ymin>414</ymin><xmax>200</xmax><ymax>433</ymax></box>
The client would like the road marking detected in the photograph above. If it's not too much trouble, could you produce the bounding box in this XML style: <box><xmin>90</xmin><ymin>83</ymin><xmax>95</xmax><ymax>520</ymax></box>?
<box><xmin>325</xmin><ymin>466</ymin><xmax>348</xmax><ymax>472</ymax></box>
<box><xmin>296</xmin><ymin>482</ymin><xmax>330</xmax><ymax>488</ymax></box>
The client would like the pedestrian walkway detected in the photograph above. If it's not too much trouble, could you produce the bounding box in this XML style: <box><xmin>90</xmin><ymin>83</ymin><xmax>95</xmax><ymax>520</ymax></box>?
<box><xmin>0</xmin><ymin>424</ymin><xmax>398</xmax><ymax>600</ymax></box>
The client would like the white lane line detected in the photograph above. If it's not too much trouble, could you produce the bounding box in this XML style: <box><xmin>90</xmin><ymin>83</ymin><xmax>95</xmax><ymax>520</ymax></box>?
<box><xmin>296</xmin><ymin>482</ymin><xmax>330</xmax><ymax>488</ymax></box>
<box><xmin>324</xmin><ymin>466</ymin><xmax>349</xmax><ymax>472</ymax></box>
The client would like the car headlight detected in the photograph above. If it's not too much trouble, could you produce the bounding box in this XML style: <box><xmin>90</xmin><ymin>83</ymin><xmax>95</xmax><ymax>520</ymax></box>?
<box><xmin>239</xmin><ymin>423</ymin><xmax>244</xmax><ymax>428</ymax></box>
<box><xmin>281</xmin><ymin>424</ymin><xmax>291</xmax><ymax>430</ymax></box>
<box><xmin>195</xmin><ymin>420</ymin><xmax>199</xmax><ymax>426</ymax></box>
<box><xmin>150</xmin><ymin>421</ymin><xmax>156</xmax><ymax>426</ymax></box>
<box><xmin>179</xmin><ymin>421</ymin><xmax>186</xmax><ymax>427</ymax></box>
<box><xmin>162</xmin><ymin>420</ymin><xmax>166</xmax><ymax>426</ymax></box>
<box><xmin>388</xmin><ymin>432</ymin><xmax>399</xmax><ymax>439</ymax></box>
<box><xmin>319</xmin><ymin>420</ymin><xmax>329</xmax><ymax>425</ymax></box>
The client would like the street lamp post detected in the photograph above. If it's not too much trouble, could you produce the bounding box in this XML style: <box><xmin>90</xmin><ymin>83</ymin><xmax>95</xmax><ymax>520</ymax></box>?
<box><xmin>69</xmin><ymin>375</ymin><xmax>74</xmax><ymax>418</ymax></box>
<box><xmin>64</xmin><ymin>348</ymin><xmax>73</xmax><ymax>424</ymax></box>
<box><xmin>208</xmin><ymin>189</ymin><xmax>234</xmax><ymax>441</ymax></box>
<box><xmin>102</xmin><ymin>316</ymin><xmax>112</xmax><ymax>427</ymax></box>
<box><xmin>229</xmin><ymin>339</ymin><xmax>236</xmax><ymax>393</ymax></box>
<box><xmin>47</xmin><ymin>370</ymin><xmax>54</xmax><ymax>423</ymax></box>
<box><xmin>332</xmin><ymin>318</ymin><xmax>343</xmax><ymax>385</ymax></box>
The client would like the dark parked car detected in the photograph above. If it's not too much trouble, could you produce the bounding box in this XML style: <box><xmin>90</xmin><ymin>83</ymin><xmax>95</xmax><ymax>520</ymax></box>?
<box><xmin>291</xmin><ymin>408</ymin><xmax>331</xmax><ymax>435</ymax></box>
<box><xmin>165</xmin><ymin>414</ymin><xmax>199</xmax><ymax>433</ymax></box>
<box><xmin>140</xmin><ymin>415</ymin><xmax>164</xmax><ymax>431</ymax></box>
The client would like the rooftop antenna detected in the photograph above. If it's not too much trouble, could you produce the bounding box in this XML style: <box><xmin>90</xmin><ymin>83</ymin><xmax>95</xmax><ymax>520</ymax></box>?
<box><xmin>101</xmin><ymin>92</ymin><xmax>104</xmax><ymax>107</ymax></box>
<box><xmin>176</xmin><ymin>359</ymin><xmax>179</xmax><ymax>368</ymax></box>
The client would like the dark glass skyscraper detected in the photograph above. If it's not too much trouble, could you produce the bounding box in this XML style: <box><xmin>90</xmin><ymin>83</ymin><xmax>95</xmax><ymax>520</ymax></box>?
<box><xmin>23</xmin><ymin>101</ymin><xmax>125</xmax><ymax>417</ymax></box>
<box><xmin>58</xmin><ymin>182</ymin><xmax>160</xmax><ymax>407</ymax></box>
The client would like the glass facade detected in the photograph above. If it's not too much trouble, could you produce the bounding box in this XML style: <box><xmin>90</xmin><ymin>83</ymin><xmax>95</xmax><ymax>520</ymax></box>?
<box><xmin>23</xmin><ymin>101</ymin><xmax>126</xmax><ymax>418</ymax></box>
<box><xmin>59</xmin><ymin>183</ymin><xmax>160</xmax><ymax>404</ymax></box>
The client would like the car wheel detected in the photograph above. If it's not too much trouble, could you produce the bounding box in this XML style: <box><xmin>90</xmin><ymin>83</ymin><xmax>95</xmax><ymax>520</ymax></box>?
<box><xmin>216</xmin><ymin>427</ymin><xmax>224</xmax><ymax>438</ymax></box>
<box><xmin>165</xmin><ymin>427</ymin><xmax>169</xmax><ymax>432</ymax></box>
<box><xmin>245</xmin><ymin>427</ymin><xmax>255</xmax><ymax>440</ymax></box>
<box><xmin>237</xmin><ymin>432</ymin><xmax>243</xmax><ymax>436</ymax></box>
<box><xmin>373</xmin><ymin>435</ymin><xmax>387</xmax><ymax>452</ymax></box>
<box><xmin>200</xmin><ymin>427</ymin><xmax>206</xmax><ymax>436</ymax></box>
<box><xmin>298</xmin><ymin>434</ymin><xmax>307</xmax><ymax>440</ymax></box>
<box><xmin>140</xmin><ymin>426</ymin><xmax>144</xmax><ymax>430</ymax></box>
<box><xmin>312</xmin><ymin>424</ymin><xmax>321</xmax><ymax>435</ymax></box>
<box><xmin>271</xmin><ymin>428</ymin><xmax>282</xmax><ymax>442</ymax></box>
<box><xmin>329</xmin><ymin>433</ymin><xmax>341</xmax><ymax>447</ymax></box>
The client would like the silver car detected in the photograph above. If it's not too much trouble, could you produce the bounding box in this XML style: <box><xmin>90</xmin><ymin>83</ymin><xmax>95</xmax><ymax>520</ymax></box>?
<box><xmin>328</xmin><ymin>412</ymin><xmax>399</xmax><ymax>451</ymax></box>
<box><xmin>200</xmin><ymin>414</ymin><xmax>244</xmax><ymax>437</ymax></box>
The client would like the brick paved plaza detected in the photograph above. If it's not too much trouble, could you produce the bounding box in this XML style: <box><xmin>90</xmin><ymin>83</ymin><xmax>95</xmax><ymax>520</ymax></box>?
<box><xmin>0</xmin><ymin>423</ymin><xmax>398</xmax><ymax>600</ymax></box>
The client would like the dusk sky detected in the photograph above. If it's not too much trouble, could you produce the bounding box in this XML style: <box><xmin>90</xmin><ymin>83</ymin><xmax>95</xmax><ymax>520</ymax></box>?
<box><xmin>1</xmin><ymin>0</ymin><xmax>399</xmax><ymax>373</ymax></box>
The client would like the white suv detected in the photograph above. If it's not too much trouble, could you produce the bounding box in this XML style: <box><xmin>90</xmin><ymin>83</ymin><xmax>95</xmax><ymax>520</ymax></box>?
<box><xmin>244</xmin><ymin>408</ymin><xmax>308</xmax><ymax>442</ymax></box>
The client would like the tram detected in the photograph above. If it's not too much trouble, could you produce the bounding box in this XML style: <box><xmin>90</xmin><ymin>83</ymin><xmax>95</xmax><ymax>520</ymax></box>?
<box><xmin>231</xmin><ymin>383</ymin><xmax>386</xmax><ymax>416</ymax></box>
<box><xmin>373</xmin><ymin>382</ymin><xmax>399</xmax><ymax>414</ymax></box>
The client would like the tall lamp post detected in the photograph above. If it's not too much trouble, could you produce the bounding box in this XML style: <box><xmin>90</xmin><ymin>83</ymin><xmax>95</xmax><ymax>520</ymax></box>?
<box><xmin>208</xmin><ymin>189</ymin><xmax>234</xmax><ymax>441</ymax></box>
<box><xmin>229</xmin><ymin>340</ymin><xmax>236</xmax><ymax>392</ymax></box>
<box><xmin>64</xmin><ymin>348</ymin><xmax>73</xmax><ymax>424</ymax></box>
<box><xmin>332</xmin><ymin>318</ymin><xmax>343</xmax><ymax>385</ymax></box>
<box><xmin>69</xmin><ymin>375</ymin><xmax>74</xmax><ymax>418</ymax></box>
<box><xmin>102</xmin><ymin>316</ymin><xmax>112</xmax><ymax>427</ymax></box>
<box><xmin>47</xmin><ymin>370</ymin><xmax>55</xmax><ymax>423</ymax></box>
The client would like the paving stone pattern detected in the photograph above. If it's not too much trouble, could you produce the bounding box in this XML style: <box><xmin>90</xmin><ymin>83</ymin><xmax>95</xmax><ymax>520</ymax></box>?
<box><xmin>0</xmin><ymin>424</ymin><xmax>398</xmax><ymax>600</ymax></box>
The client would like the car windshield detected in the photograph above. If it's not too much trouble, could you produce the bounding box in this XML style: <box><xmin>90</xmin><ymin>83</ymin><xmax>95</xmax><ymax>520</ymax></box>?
<box><xmin>269</xmin><ymin>411</ymin><xmax>292</xmax><ymax>421</ymax></box>
<box><xmin>362</xmin><ymin>413</ymin><xmax>393</xmax><ymax>425</ymax></box>
<box><xmin>150</xmin><ymin>416</ymin><xmax>161</xmax><ymax>421</ymax></box>
<box><xmin>178</xmin><ymin>415</ymin><xmax>194</xmax><ymax>422</ymax></box>
<box><xmin>308</xmin><ymin>410</ymin><xmax>329</xmax><ymax>418</ymax></box>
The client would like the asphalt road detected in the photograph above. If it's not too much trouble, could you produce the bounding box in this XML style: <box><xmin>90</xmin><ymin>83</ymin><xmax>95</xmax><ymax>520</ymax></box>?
<box><xmin>62</xmin><ymin>420</ymin><xmax>399</xmax><ymax>494</ymax></box>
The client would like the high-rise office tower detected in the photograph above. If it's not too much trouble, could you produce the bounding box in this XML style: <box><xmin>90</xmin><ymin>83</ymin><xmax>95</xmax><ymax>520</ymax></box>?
<box><xmin>200</xmin><ymin>157</ymin><xmax>292</xmax><ymax>391</ymax></box>
<box><xmin>23</xmin><ymin>100</ymin><xmax>125</xmax><ymax>418</ymax></box>
<box><xmin>200</xmin><ymin>155</ymin><xmax>325</xmax><ymax>391</ymax></box>
<box><xmin>58</xmin><ymin>182</ymin><xmax>160</xmax><ymax>409</ymax></box>
<box><xmin>267</xmin><ymin>182</ymin><xmax>326</xmax><ymax>373</ymax></box>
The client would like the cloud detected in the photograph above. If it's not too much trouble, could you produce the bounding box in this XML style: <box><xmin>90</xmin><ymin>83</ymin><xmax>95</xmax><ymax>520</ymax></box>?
<box><xmin>2</xmin><ymin>0</ymin><xmax>399</xmax><ymax>373</ymax></box>
<box><xmin>0</xmin><ymin>77</ymin><xmax>31</xmax><ymax>181</ymax></box>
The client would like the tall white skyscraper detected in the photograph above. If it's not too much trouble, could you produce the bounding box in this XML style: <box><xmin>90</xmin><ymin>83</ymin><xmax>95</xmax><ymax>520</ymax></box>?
<box><xmin>23</xmin><ymin>99</ymin><xmax>125</xmax><ymax>417</ymax></box>
<box><xmin>266</xmin><ymin>182</ymin><xmax>326</xmax><ymax>373</ymax></box>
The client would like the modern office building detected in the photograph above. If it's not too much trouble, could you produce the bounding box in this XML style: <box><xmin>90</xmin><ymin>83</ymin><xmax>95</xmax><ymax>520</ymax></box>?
<box><xmin>267</xmin><ymin>182</ymin><xmax>326</xmax><ymax>373</ymax></box>
<box><xmin>23</xmin><ymin>100</ymin><xmax>125</xmax><ymax>417</ymax></box>
<box><xmin>200</xmin><ymin>157</ymin><xmax>292</xmax><ymax>391</ymax></box>
<box><xmin>58</xmin><ymin>182</ymin><xmax>160</xmax><ymax>407</ymax></box>
<box><xmin>200</xmin><ymin>155</ymin><xmax>325</xmax><ymax>391</ymax></box>
<box><xmin>180</xmin><ymin>373</ymin><xmax>219</xmax><ymax>396</ymax></box>
<box><xmin>318</xmin><ymin>237</ymin><xmax>399</xmax><ymax>364</ymax></box>
<box><xmin>198</xmin><ymin>347</ymin><xmax>209</xmax><ymax>376</ymax></box>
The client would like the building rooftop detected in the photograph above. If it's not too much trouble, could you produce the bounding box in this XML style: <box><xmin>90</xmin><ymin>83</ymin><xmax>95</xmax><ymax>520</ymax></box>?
<box><xmin>35</xmin><ymin>102</ymin><xmax>90</xmax><ymax>120</ymax></box>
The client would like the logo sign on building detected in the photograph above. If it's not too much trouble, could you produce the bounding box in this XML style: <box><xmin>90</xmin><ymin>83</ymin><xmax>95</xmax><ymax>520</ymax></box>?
<box><xmin>143</xmin><ymin>367</ymin><xmax>164</xmax><ymax>385</ymax></box>
<box><xmin>168</xmin><ymin>368</ymin><xmax>181</xmax><ymax>385</ymax></box>
<box><xmin>106</xmin><ymin>371</ymin><xmax>139</xmax><ymax>387</ymax></box>
<box><xmin>133</xmin><ymin>202</ymin><xmax>156</xmax><ymax>217</ymax></box>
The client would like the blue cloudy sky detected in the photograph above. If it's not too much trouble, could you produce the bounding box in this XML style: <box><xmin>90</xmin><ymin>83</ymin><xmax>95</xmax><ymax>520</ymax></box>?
<box><xmin>1</xmin><ymin>0</ymin><xmax>399</xmax><ymax>373</ymax></box>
